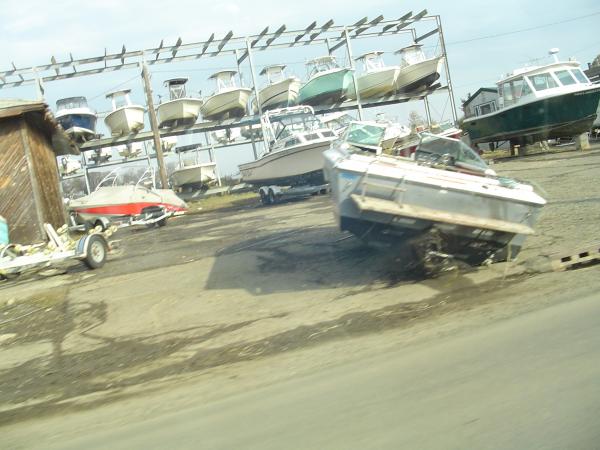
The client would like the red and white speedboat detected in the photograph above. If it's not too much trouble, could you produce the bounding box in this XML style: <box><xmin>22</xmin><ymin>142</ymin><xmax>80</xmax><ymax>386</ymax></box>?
<box><xmin>69</xmin><ymin>169</ymin><xmax>187</xmax><ymax>224</ymax></box>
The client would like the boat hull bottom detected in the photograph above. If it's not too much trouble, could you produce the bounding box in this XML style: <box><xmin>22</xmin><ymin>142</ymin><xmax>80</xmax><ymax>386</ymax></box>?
<box><xmin>246</xmin><ymin>169</ymin><xmax>326</xmax><ymax>189</ymax></box>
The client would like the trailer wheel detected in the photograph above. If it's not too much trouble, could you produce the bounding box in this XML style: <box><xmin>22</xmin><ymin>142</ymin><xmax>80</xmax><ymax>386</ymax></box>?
<box><xmin>268</xmin><ymin>189</ymin><xmax>276</xmax><ymax>204</ymax></box>
<box><xmin>82</xmin><ymin>234</ymin><xmax>108</xmax><ymax>269</ymax></box>
<box><xmin>260</xmin><ymin>190</ymin><xmax>269</xmax><ymax>205</ymax></box>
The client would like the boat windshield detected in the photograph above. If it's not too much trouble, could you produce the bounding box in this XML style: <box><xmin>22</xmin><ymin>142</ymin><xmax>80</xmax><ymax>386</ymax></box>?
<box><xmin>57</xmin><ymin>97</ymin><xmax>88</xmax><ymax>110</ymax></box>
<box><xmin>364</xmin><ymin>54</ymin><xmax>385</xmax><ymax>72</ymax></box>
<box><xmin>399</xmin><ymin>47</ymin><xmax>426</xmax><ymax>68</ymax></box>
<box><xmin>416</xmin><ymin>134</ymin><xmax>489</xmax><ymax>172</ymax></box>
<box><xmin>571</xmin><ymin>68</ymin><xmax>589</xmax><ymax>83</ymax></box>
<box><xmin>343</xmin><ymin>122</ymin><xmax>387</xmax><ymax>151</ymax></box>
<box><xmin>266</xmin><ymin>67</ymin><xmax>285</xmax><ymax>84</ymax></box>
<box><xmin>216</xmin><ymin>73</ymin><xmax>237</xmax><ymax>92</ymax></box>
<box><xmin>554</xmin><ymin>70</ymin><xmax>577</xmax><ymax>86</ymax></box>
<box><xmin>273</xmin><ymin>113</ymin><xmax>323</xmax><ymax>140</ymax></box>
<box><xmin>528</xmin><ymin>73</ymin><xmax>558</xmax><ymax>91</ymax></box>
<box><xmin>308</xmin><ymin>59</ymin><xmax>339</xmax><ymax>77</ymax></box>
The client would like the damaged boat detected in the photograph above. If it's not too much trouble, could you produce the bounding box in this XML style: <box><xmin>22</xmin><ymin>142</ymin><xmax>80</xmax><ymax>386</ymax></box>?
<box><xmin>324</xmin><ymin>122</ymin><xmax>546</xmax><ymax>266</ymax></box>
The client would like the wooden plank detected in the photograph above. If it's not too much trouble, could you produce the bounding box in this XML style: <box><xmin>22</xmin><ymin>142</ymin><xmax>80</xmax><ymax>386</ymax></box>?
<box><xmin>350</xmin><ymin>194</ymin><xmax>535</xmax><ymax>235</ymax></box>
<box><xmin>550</xmin><ymin>244</ymin><xmax>600</xmax><ymax>271</ymax></box>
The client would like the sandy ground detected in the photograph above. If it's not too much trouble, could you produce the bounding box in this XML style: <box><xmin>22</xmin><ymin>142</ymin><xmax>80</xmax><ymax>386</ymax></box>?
<box><xmin>1</xmin><ymin>144</ymin><xmax>599</xmax><ymax>439</ymax></box>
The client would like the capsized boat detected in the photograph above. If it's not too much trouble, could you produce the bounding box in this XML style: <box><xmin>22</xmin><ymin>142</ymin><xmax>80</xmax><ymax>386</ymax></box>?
<box><xmin>238</xmin><ymin>105</ymin><xmax>338</xmax><ymax>187</ymax></box>
<box><xmin>461</xmin><ymin>49</ymin><xmax>600</xmax><ymax>146</ymax></box>
<box><xmin>55</xmin><ymin>96</ymin><xmax>97</xmax><ymax>143</ymax></box>
<box><xmin>156</xmin><ymin>78</ymin><xmax>203</xmax><ymax>128</ymax></box>
<box><xmin>104</xmin><ymin>89</ymin><xmax>145</xmax><ymax>135</ymax></box>
<box><xmin>69</xmin><ymin>168</ymin><xmax>187</xmax><ymax>223</ymax></box>
<box><xmin>394</xmin><ymin>44</ymin><xmax>444</xmax><ymax>94</ymax></box>
<box><xmin>200</xmin><ymin>71</ymin><xmax>252</xmax><ymax>121</ymax></box>
<box><xmin>297</xmin><ymin>56</ymin><xmax>355</xmax><ymax>106</ymax></box>
<box><xmin>353</xmin><ymin>51</ymin><xmax>400</xmax><ymax>99</ymax></box>
<box><xmin>324</xmin><ymin>121</ymin><xmax>546</xmax><ymax>266</ymax></box>
<box><xmin>255</xmin><ymin>65</ymin><xmax>301</xmax><ymax>112</ymax></box>
<box><xmin>170</xmin><ymin>149</ymin><xmax>217</xmax><ymax>189</ymax></box>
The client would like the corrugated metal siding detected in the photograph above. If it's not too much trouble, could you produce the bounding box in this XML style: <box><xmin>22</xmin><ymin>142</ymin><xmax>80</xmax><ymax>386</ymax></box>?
<box><xmin>0</xmin><ymin>118</ymin><xmax>42</xmax><ymax>243</ymax></box>
<box><xmin>25</xmin><ymin>118</ymin><xmax>67</xmax><ymax>229</ymax></box>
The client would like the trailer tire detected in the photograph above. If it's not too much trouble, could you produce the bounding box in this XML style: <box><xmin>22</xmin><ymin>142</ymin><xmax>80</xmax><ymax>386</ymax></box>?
<box><xmin>260</xmin><ymin>190</ymin><xmax>269</xmax><ymax>205</ymax></box>
<box><xmin>82</xmin><ymin>234</ymin><xmax>108</xmax><ymax>269</ymax></box>
<box><xmin>268</xmin><ymin>189</ymin><xmax>276</xmax><ymax>204</ymax></box>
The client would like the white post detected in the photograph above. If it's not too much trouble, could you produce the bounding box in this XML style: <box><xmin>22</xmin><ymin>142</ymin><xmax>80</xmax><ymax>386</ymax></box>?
<box><xmin>343</xmin><ymin>27</ymin><xmax>363</xmax><ymax>120</ymax></box>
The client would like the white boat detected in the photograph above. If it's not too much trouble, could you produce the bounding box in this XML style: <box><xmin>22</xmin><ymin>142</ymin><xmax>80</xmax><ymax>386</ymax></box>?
<box><xmin>297</xmin><ymin>56</ymin><xmax>355</xmax><ymax>106</ymax></box>
<box><xmin>58</xmin><ymin>156</ymin><xmax>82</xmax><ymax>176</ymax></box>
<box><xmin>324</xmin><ymin>122</ymin><xmax>546</xmax><ymax>266</ymax></box>
<box><xmin>55</xmin><ymin>96</ymin><xmax>97</xmax><ymax>143</ymax></box>
<box><xmin>200</xmin><ymin>71</ymin><xmax>252</xmax><ymax>121</ymax></box>
<box><xmin>156</xmin><ymin>78</ymin><xmax>203</xmax><ymax>128</ymax></box>
<box><xmin>238</xmin><ymin>106</ymin><xmax>338</xmax><ymax>186</ymax></box>
<box><xmin>104</xmin><ymin>89</ymin><xmax>145</xmax><ymax>136</ymax></box>
<box><xmin>69</xmin><ymin>168</ymin><xmax>187</xmax><ymax>223</ymax></box>
<box><xmin>354</xmin><ymin>51</ymin><xmax>400</xmax><ymax>99</ymax></box>
<box><xmin>375</xmin><ymin>115</ymin><xmax>412</xmax><ymax>152</ymax></box>
<box><xmin>321</xmin><ymin>111</ymin><xmax>355</xmax><ymax>134</ymax></box>
<box><xmin>394</xmin><ymin>44</ymin><xmax>445</xmax><ymax>94</ymax></box>
<box><xmin>255</xmin><ymin>65</ymin><xmax>301</xmax><ymax>112</ymax></box>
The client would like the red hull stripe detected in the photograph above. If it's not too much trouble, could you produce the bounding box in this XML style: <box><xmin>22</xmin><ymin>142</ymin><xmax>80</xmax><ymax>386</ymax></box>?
<box><xmin>73</xmin><ymin>202</ymin><xmax>186</xmax><ymax>216</ymax></box>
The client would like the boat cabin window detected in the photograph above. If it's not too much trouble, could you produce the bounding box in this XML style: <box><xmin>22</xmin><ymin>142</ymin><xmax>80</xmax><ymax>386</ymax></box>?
<box><xmin>554</xmin><ymin>70</ymin><xmax>577</xmax><ymax>86</ymax></box>
<box><xmin>57</xmin><ymin>97</ymin><xmax>88</xmax><ymax>110</ymax></box>
<box><xmin>308</xmin><ymin>59</ymin><xmax>339</xmax><ymax>77</ymax></box>
<box><xmin>416</xmin><ymin>134</ymin><xmax>488</xmax><ymax>172</ymax></box>
<box><xmin>343</xmin><ymin>122</ymin><xmax>386</xmax><ymax>153</ymax></box>
<box><xmin>273</xmin><ymin>113</ymin><xmax>322</xmax><ymax>141</ymax></box>
<box><xmin>168</xmin><ymin>83</ymin><xmax>187</xmax><ymax>100</ymax></box>
<box><xmin>266</xmin><ymin>67</ymin><xmax>285</xmax><ymax>84</ymax></box>
<box><xmin>216</xmin><ymin>73</ymin><xmax>237</xmax><ymax>92</ymax></box>
<box><xmin>570</xmin><ymin>68</ymin><xmax>589</xmax><ymax>84</ymax></box>
<box><xmin>528</xmin><ymin>73</ymin><xmax>558</xmax><ymax>91</ymax></box>
<box><xmin>399</xmin><ymin>47</ymin><xmax>426</xmax><ymax>68</ymax></box>
<box><xmin>364</xmin><ymin>54</ymin><xmax>385</xmax><ymax>72</ymax></box>
<box><xmin>500</xmin><ymin>78</ymin><xmax>528</xmax><ymax>107</ymax></box>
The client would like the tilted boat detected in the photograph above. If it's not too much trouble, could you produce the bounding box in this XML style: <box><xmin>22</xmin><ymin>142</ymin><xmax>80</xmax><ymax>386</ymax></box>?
<box><xmin>238</xmin><ymin>106</ymin><xmax>338</xmax><ymax>187</ymax></box>
<box><xmin>200</xmin><ymin>70</ymin><xmax>252</xmax><ymax>121</ymax></box>
<box><xmin>170</xmin><ymin>148</ymin><xmax>217</xmax><ymax>189</ymax></box>
<box><xmin>324</xmin><ymin>121</ymin><xmax>546</xmax><ymax>266</ymax></box>
<box><xmin>461</xmin><ymin>49</ymin><xmax>600</xmax><ymax>146</ymax></box>
<box><xmin>255</xmin><ymin>65</ymin><xmax>301</xmax><ymax>112</ymax></box>
<box><xmin>69</xmin><ymin>168</ymin><xmax>187</xmax><ymax>223</ymax></box>
<box><xmin>55</xmin><ymin>96</ymin><xmax>97</xmax><ymax>143</ymax></box>
<box><xmin>156</xmin><ymin>78</ymin><xmax>203</xmax><ymax>128</ymax></box>
<box><xmin>104</xmin><ymin>89</ymin><xmax>145</xmax><ymax>135</ymax></box>
<box><xmin>353</xmin><ymin>51</ymin><xmax>400</xmax><ymax>99</ymax></box>
<box><xmin>394</xmin><ymin>44</ymin><xmax>444</xmax><ymax>94</ymax></box>
<box><xmin>297</xmin><ymin>56</ymin><xmax>355</xmax><ymax>106</ymax></box>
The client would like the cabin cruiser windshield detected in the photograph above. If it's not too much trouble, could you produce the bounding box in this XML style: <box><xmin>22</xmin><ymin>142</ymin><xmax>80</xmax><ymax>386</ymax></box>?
<box><xmin>415</xmin><ymin>134</ymin><xmax>490</xmax><ymax>173</ymax></box>
<box><xmin>273</xmin><ymin>113</ymin><xmax>323</xmax><ymax>140</ymax></box>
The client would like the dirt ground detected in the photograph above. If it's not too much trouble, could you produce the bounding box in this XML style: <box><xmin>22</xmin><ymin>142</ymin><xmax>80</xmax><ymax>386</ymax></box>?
<box><xmin>1</xmin><ymin>144</ymin><xmax>600</xmax><ymax>432</ymax></box>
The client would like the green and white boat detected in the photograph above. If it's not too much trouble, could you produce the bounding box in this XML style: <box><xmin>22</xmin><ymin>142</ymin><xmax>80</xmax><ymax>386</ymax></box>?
<box><xmin>462</xmin><ymin>49</ymin><xmax>600</xmax><ymax>146</ymax></box>
<box><xmin>298</xmin><ymin>56</ymin><xmax>355</xmax><ymax>106</ymax></box>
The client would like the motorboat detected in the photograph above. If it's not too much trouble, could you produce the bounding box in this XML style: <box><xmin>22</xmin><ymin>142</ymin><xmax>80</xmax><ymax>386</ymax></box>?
<box><xmin>394</xmin><ymin>44</ymin><xmax>444</xmax><ymax>94</ymax></box>
<box><xmin>391</xmin><ymin>121</ymin><xmax>462</xmax><ymax>158</ymax></box>
<box><xmin>321</xmin><ymin>111</ymin><xmax>355</xmax><ymax>135</ymax></box>
<box><xmin>461</xmin><ymin>49</ymin><xmax>600</xmax><ymax>146</ymax></box>
<box><xmin>156</xmin><ymin>78</ymin><xmax>203</xmax><ymax>128</ymax></box>
<box><xmin>255</xmin><ymin>65</ymin><xmax>301</xmax><ymax>112</ymax></box>
<box><xmin>170</xmin><ymin>149</ymin><xmax>217</xmax><ymax>189</ymax></box>
<box><xmin>55</xmin><ymin>96</ymin><xmax>97</xmax><ymax>143</ymax></box>
<box><xmin>104</xmin><ymin>89</ymin><xmax>145</xmax><ymax>135</ymax></box>
<box><xmin>297</xmin><ymin>56</ymin><xmax>355</xmax><ymax>106</ymax></box>
<box><xmin>200</xmin><ymin>70</ymin><xmax>252</xmax><ymax>121</ymax></box>
<box><xmin>353</xmin><ymin>51</ymin><xmax>400</xmax><ymax>99</ymax></box>
<box><xmin>324</xmin><ymin>121</ymin><xmax>546</xmax><ymax>266</ymax></box>
<box><xmin>238</xmin><ymin>105</ymin><xmax>338</xmax><ymax>187</ymax></box>
<box><xmin>69</xmin><ymin>168</ymin><xmax>187</xmax><ymax>224</ymax></box>
<box><xmin>374</xmin><ymin>113</ymin><xmax>411</xmax><ymax>152</ymax></box>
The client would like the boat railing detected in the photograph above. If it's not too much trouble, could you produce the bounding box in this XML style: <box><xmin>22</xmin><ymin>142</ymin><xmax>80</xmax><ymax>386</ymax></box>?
<box><xmin>135</xmin><ymin>167</ymin><xmax>157</xmax><ymax>190</ymax></box>
<box><xmin>94</xmin><ymin>168</ymin><xmax>123</xmax><ymax>191</ymax></box>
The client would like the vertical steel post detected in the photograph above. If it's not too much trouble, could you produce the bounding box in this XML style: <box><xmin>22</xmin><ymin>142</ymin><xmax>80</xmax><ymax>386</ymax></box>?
<box><xmin>245</xmin><ymin>38</ymin><xmax>263</xmax><ymax>119</ymax></box>
<box><xmin>141</xmin><ymin>60</ymin><xmax>169</xmax><ymax>188</ymax></box>
<box><xmin>343</xmin><ymin>27</ymin><xmax>363</xmax><ymax>120</ymax></box>
<box><xmin>205</xmin><ymin>133</ymin><xmax>222</xmax><ymax>186</ymax></box>
<box><xmin>81</xmin><ymin>151</ymin><xmax>91</xmax><ymax>194</ymax></box>
<box><xmin>435</xmin><ymin>15</ymin><xmax>458</xmax><ymax>124</ymax></box>
<box><xmin>423</xmin><ymin>96</ymin><xmax>432</xmax><ymax>126</ymax></box>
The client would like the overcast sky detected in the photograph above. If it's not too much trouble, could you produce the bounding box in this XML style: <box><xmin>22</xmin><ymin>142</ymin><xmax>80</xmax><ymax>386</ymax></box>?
<box><xmin>2</xmin><ymin>0</ymin><xmax>599</xmax><ymax>175</ymax></box>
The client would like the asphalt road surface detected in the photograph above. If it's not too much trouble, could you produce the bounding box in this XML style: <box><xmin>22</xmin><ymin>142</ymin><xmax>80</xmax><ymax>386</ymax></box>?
<box><xmin>47</xmin><ymin>289</ymin><xmax>600</xmax><ymax>450</ymax></box>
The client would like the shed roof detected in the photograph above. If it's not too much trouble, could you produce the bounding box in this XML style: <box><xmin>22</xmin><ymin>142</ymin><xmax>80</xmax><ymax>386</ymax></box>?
<box><xmin>0</xmin><ymin>99</ymin><xmax>79</xmax><ymax>156</ymax></box>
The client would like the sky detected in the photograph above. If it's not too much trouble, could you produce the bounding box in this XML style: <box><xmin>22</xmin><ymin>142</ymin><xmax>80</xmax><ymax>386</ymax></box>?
<box><xmin>1</xmin><ymin>0</ymin><xmax>599</xmax><ymax>177</ymax></box>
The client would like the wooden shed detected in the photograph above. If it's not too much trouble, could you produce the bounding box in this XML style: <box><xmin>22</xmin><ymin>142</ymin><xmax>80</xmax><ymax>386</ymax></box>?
<box><xmin>0</xmin><ymin>99</ymin><xmax>78</xmax><ymax>244</ymax></box>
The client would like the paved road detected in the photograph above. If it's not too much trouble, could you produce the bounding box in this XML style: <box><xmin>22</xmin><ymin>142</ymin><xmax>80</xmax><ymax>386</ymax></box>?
<box><xmin>47</xmin><ymin>290</ymin><xmax>600</xmax><ymax>450</ymax></box>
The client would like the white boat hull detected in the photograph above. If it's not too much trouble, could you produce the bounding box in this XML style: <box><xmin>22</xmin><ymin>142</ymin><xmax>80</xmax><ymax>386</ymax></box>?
<box><xmin>170</xmin><ymin>163</ymin><xmax>217</xmax><ymax>188</ymax></box>
<box><xmin>395</xmin><ymin>56</ymin><xmax>444</xmax><ymax>93</ymax></box>
<box><xmin>105</xmin><ymin>106</ymin><xmax>145</xmax><ymax>135</ymax></box>
<box><xmin>355</xmin><ymin>67</ymin><xmax>400</xmax><ymax>99</ymax></box>
<box><xmin>239</xmin><ymin>137</ymin><xmax>336</xmax><ymax>186</ymax></box>
<box><xmin>256</xmin><ymin>78</ymin><xmax>301</xmax><ymax>112</ymax></box>
<box><xmin>201</xmin><ymin>88</ymin><xmax>252</xmax><ymax>121</ymax></box>
<box><xmin>156</xmin><ymin>98</ymin><xmax>203</xmax><ymax>128</ymax></box>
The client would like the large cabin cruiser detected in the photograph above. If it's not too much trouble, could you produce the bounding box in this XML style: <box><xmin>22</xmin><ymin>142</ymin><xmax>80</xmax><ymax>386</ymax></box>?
<box><xmin>462</xmin><ymin>49</ymin><xmax>600</xmax><ymax>146</ymax></box>
<box><xmin>55</xmin><ymin>96</ymin><xmax>97</xmax><ymax>143</ymax></box>
<box><xmin>238</xmin><ymin>106</ymin><xmax>338</xmax><ymax>187</ymax></box>
<box><xmin>324</xmin><ymin>121</ymin><xmax>546</xmax><ymax>266</ymax></box>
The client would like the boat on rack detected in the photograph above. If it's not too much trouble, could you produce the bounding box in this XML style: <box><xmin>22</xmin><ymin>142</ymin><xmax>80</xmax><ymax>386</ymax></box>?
<box><xmin>59</xmin><ymin>156</ymin><xmax>82</xmax><ymax>176</ymax></box>
<box><xmin>88</xmin><ymin>148</ymin><xmax>112</xmax><ymax>165</ymax></box>
<box><xmin>353</xmin><ymin>51</ymin><xmax>400</xmax><ymax>99</ymax></box>
<box><xmin>200</xmin><ymin>70</ymin><xmax>252</xmax><ymax>121</ymax></box>
<box><xmin>238</xmin><ymin>105</ymin><xmax>338</xmax><ymax>187</ymax></box>
<box><xmin>69</xmin><ymin>168</ymin><xmax>187</xmax><ymax>223</ymax></box>
<box><xmin>55</xmin><ymin>96</ymin><xmax>97</xmax><ymax>143</ymax></box>
<box><xmin>156</xmin><ymin>78</ymin><xmax>203</xmax><ymax>128</ymax></box>
<box><xmin>104</xmin><ymin>89</ymin><xmax>145</xmax><ymax>135</ymax></box>
<box><xmin>255</xmin><ymin>65</ymin><xmax>301</xmax><ymax>112</ymax></box>
<box><xmin>170</xmin><ymin>148</ymin><xmax>217</xmax><ymax>190</ymax></box>
<box><xmin>297</xmin><ymin>56</ymin><xmax>355</xmax><ymax>106</ymax></box>
<box><xmin>461</xmin><ymin>49</ymin><xmax>600</xmax><ymax>146</ymax></box>
<box><xmin>324</xmin><ymin>121</ymin><xmax>546</xmax><ymax>266</ymax></box>
<box><xmin>394</xmin><ymin>44</ymin><xmax>444</xmax><ymax>94</ymax></box>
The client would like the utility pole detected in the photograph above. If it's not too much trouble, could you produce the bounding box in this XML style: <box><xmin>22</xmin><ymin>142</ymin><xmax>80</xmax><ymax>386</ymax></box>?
<box><xmin>343</xmin><ymin>27</ymin><xmax>363</xmax><ymax>120</ymax></box>
<box><xmin>141</xmin><ymin>61</ymin><xmax>169</xmax><ymax>188</ymax></box>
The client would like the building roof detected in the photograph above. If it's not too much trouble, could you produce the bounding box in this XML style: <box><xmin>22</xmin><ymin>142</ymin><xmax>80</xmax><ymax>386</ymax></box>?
<box><xmin>0</xmin><ymin>99</ymin><xmax>79</xmax><ymax>156</ymax></box>
<box><xmin>462</xmin><ymin>87</ymin><xmax>498</xmax><ymax>107</ymax></box>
